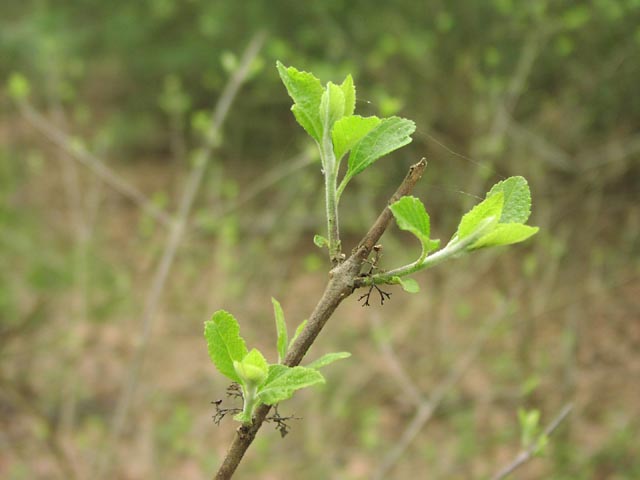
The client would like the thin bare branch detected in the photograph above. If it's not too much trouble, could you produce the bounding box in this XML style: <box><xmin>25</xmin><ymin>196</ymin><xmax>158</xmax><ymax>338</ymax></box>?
<box><xmin>491</xmin><ymin>403</ymin><xmax>574</xmax><ymax>480</ymax></box>
<box><xmin>17</xmin><ymin>101</ymin><xmax>173</xmax><ymax>227</ymax></box>
<box><xmin>213</xmin><ymin>157</ymin><xmax>428</xmax><ymax>479</ymax></box>
<box><xmin>93</xmin><ymin>31</ymin><xmax>267</xmax><ymax>480</ymax></box>
<box><xmin>203</xmin><ymin>151</ymin><xmax>316</xmax><ymax>223</ymax></box>
<box><xmin>369</xmin><ymin>311</ymin><xmax>423</xmax><ymax>406</ymax></box>
<box><xmin>371</xmin><ymin>298</ymin><xmax>513</xmax><ymax>480</ymax></box>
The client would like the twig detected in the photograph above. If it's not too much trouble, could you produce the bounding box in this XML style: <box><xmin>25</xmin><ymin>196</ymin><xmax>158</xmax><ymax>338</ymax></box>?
<box><xmin>17</xmin><ymin>101</ymin><xmax>173</xmax><ymax>228</ymax></box>
<box><xmin>213</xmin><ymin>158</ymin><xmax>428</xmax><ymax>480</ymax></box>
<box><xmin>93</xmin><ymin>31</ymin><xmax>267</xmax><ymax>480</ymax></box>
<box><xmin>369</xmin><ymin>311</ymin><xmax>423</xmax><ymax>406</ymax></box>
<box><xmin>201</xmin><ymin>151</ymin><xmax>315</xmax><ymax>224</ymax></box>
<box><xmin>491</xmin><ymin>403</ymin><xmax>574</xmax><ymax>480</ymax></box>
<box><xmin>371</xmin><ymin>298</ymin><xmax>513</xmax><ymax>480</ymax></box>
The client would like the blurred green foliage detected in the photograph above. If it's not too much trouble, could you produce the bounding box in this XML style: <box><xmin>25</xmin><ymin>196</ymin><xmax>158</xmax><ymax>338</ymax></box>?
<box><xmin>3</xmin><ymin>0</ymin><xmax>639</xmax><ymax>162</ymax></box>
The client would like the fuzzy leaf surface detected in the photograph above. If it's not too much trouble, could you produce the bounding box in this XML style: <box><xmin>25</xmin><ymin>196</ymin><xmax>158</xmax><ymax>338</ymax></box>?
<box><xmin>257</xmin><ymin>365</ymin><xmax>325</xmax><ymax>405</ymax></box>
<box><xmin>234</xmin><ymin>348</ymin><xmax>269</xmax><ymax>386</ymax></box>
<box><xmin>470</xmin><ymin>224</ymin><xmax>539</xmax><ymax>249</ymax></box>
<box><xmin>390</xmin><ymin>196</ymin><xmax>439</xmax><ymax>252</ymax></box>
<box><xmin>272</xmin><ymin>298</ymin><xmax>288</xmax><ymax>363</ymax></box>
<box><xmin>276</xmin><ymin>61</ymin><xmax>324</xmax><ymax>143</ymax></box>
<box><xmin>204</xmin><ymin>310</ymin><xmax>248</xmax><ymax>383</ymax></box>
<box><xmin>306</xmin><ymin>352</ymin><xmax>351</xmax><ymax>369</ymax></box>
<box><xmin>457</xmin><ymin>192</ymin><xmax>504</xmax><ymax>239</ymax></box>
<box><xmin>340</xmin><ymin>74</ymin><xmax>355</xmax><ymax>117</ymax></box>
<box><xmin>487</xmin><ymin>176</ymin><xmax>531</xmax><ymax>223</ymax></box>
<box><xmin>320</xmin><ymin>81</ymin><xmax>345</xmax><ymax>134</ymax></box>
<box><xmin>342</xmin><ymin>116</ymin><xmax>415</xmax><ymax>187</ymax></box>
<box><xmin>332</xmin><ymin>115</ymin><xmax>381</xmax><ymax>162</ymax></box>
<box><xmin>288</xmin><ymin>319</ymin><xmax>307</xmax><ymax>351</ymax></box>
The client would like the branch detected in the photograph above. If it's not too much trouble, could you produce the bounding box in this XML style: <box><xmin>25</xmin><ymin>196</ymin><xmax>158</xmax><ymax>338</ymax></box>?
<box><xmin>213</xmin><ymin>157</ymin><xmax>428</xmax><ymax>479</ymax></box>
<box><xmin>354</xmin><ymin>158</ymin><xmax>428</xmax><ymax>260</ymax></box>
<box><xmin>371</xmin><ymin>297</ymin><xmax>514</xmax><ymax>480</ymax></box>
<box><xmin>491</xmin><ymin>403</ymin><xmax>574</xmax><ymax>480</ymax></box>
<box><xmin>17</xmin><ymin>101</ymin><xmax>173</xmax><ymax>228</ymax></box>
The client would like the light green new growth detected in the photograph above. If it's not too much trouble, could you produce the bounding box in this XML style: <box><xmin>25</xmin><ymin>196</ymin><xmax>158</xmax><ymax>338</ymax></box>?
<box><xmin>487</xmin><ymin>176</ymin><xmax>531</xmax><ymax>223</ymax></box>
<box><xmin>456</xmin><ymin>192</ymin><xmax>504</xmax><ymax>240</ymax></box>
<box><xmin>338</xmin><ymin>117</ymin><xmax>416</xmax><ymax>197</ymax></box>
<box><xmin>366</xmin><ymin>175</ymin><xmax>538</xmax><ymax>290</ymax></box>
<box><xmin>204</xmin><ymin>310</ymin><xmax>248</xmax><ymax>383</ymax></box>
<box><xmin>276</xmin><ymin>62</ymin><xmax>324</xmax><ymax>143</ymax></box>
<box><xmin>332</xmin><ymin>115</ymin><xmax>381</xmax><ymax>162</ymax></box>
<box><xmin>272</xmin><ymin>298</ymin><xmax>288</xmax><ymax>363</ymax></box>
<box><xmin>205</xmin><ymin>303</ymin><xmax>349</xmax><ymax>424</ymax></box>
<box><xmin>288</xmin><ymin>319</ymin><xmax>307</xmax><ymax>351</ymax></box>
<box><xmin>257</xmin><ymin>365</ymin><xmax>325</xmax><ymax>406</ymax></box>
<box><xmin>518</xmin><ymin>408</ymin><xmax>549</xmax><ymax>456</ymax></box>
<box><xmin>389</xmin><ymin>196</ymin><xmax>440</xmax><ymax>256</ymax></box>
<box><xmin>204</xmin><ymin>63</ymin><xmax>540</xmax><ymax>430</ymax></box>
<box><xmin>277</xmin><ymin>61</ymin><xmax>415</xmax><ymax>263</ymax></box>
<box><xmin>306</xmin><ymin>352</ymin><xmax>351</xmax><ymax>369</ymax></box>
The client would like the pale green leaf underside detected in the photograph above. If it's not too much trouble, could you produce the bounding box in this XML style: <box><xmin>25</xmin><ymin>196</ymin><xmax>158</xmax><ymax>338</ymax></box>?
<box><xmin>343</xmin><ymin>116</ymin><xmax>416</xmax><ymax>187</ymax></box>
<box><xmin>341</xmin><ymin>74</ymin><xmax>355</xmax><ymax>117</ymax></box>
<box><xmin>457</xmin><ymin>192</ymin><xmax>504</xmax><ymax>239</ymax></box>
<box><xmin>487</xmin><ymin>176</ymin><xmax>531</xmax><ymax>223</ymax></box>
<box><xmin>272</xmin><ymin>298</ymin><xmax>287</xmax><ymax>363</ymax></box>
<box><xmin>398</xmin><ymin>277</ymin><xmax>420</xmax><ymax>293</ymax></box>
<box><xmin>306</xmin><ymin>352</ymin><xmax>351</xmax><ymax>369</ymax></box>
<box><xmin>276</xmin><ymin>61</ymin><xmax>324</xmax><ymax>143</ymax></box>
<box><xmin>204</xmin><ymin>310</ymin><xmax>248</xmax><ymax>383</ymax></box>
<box><xmin>257</xmin><ymin>365</ymin><xmax>325</xmax><ymax>405</ymax></box>
<box><xmin>332</xmin><ymin>115</ymin><xmax>381</xmax><ymax>162</ymax></box>
<box><xmin>471</xmin><ymin>224</ymin><xmax>540</xmax><ymax>249</ymax></box>
<box><xmin>320</xmin><ymin>82</ymin><xmax>345</xmax><ymax>133</ymax></box>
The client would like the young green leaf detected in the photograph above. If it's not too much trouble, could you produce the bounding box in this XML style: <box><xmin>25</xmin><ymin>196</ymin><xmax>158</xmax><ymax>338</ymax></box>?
<box><xmin>518</xmin><ymin>408</ymin><xmax>541</xmax><ymax>447</ymax></box>
<box><xmin>313</xmin><ymin>234</ymin><xmax>329</xmax><ymax>249</ymax></box>
<box><xmin>332</xmin><ymin>115</ymin><xmax>381</xmax><ymax>162</ymax></box>
<box><xmin>320</xmin><ymin>82</ymin><xmax>345</xmax><ymax>133</ymax></box>
<box><xmin>487</xmin><ymin>176</ymin><xmax>532</xmax><ymax>223</ymax></box>
<box><xmin>276</xmin><ymin>61</ymin><xmax>324</xmax><ymax>143</ymax></box>
<box><xmin>339</xmin><ymin>116</ymin><xmax>416</xmax><ymax>192</ymax></box>
<box><xmin>340</xmin><ymin>74</ymin><xmax>355</xmax><ymax>117</ymax></box>
<box><xmin>288</xmin><ymin>319</ymin><xmax>307</xmax><ymax>351</ymax></box>
<box><xmin>393</xmin><ymin>276</ymin><xmax>420</xmax><ymax>293</ymax></box>
<box><xmin>456</xmin><ymin>192</ymin><xmax>504</xmax><ymax>239</ymax></box>
<box><xmin>204</xmin><ymin>310</ymin><xmax>248</xmax><ymax>383</ymax></box>
<box><xmin>272</xmin><ymin>298</ymin><xmax>288</xmax><ymax>363</ymax></box>
<box><xmin>470</xmin><ymin>223</ymin><xmax>539</xmax><ymax>250</ymax></box>
<box><xmin>389</xmin><ymin>196</ymin><xmax>440</xmax><ymax>253</ymax></box>
<box><xmin>257</xmin><ymin>365</ymin><xmax>325</xmax><ymax>405</ymax></box>
<box><xmin>306</xmin><ymin>352</ymin><xmax>351</xmax><ymax>369</ymax></box>
<box><xmin>234</xmin><ymin>348</ymin><xmax>269</xmax><ymax>387</ymax></box>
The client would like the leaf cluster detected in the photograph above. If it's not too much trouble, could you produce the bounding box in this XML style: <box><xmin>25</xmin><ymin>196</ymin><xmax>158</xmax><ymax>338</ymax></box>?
<box><xmin>373</xmin><ymin>176</ymin><xmax>539</xmax><ymax>292</ymax></box>
<box><xmin>204</xmin><ymin>301</ymin><xmax>349</xmax><ymax>424</ymax></box>
<box><xmin>277</xmin><ymin>61</ymin><xmax>415</xmax><ymax>197</ymax></box>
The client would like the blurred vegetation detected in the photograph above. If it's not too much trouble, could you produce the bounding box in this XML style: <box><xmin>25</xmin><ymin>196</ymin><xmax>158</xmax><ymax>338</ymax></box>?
<box><xmin>1</xmin><ymin>1</ymin><xmax>639</xmax><ymax>479</ymax></box>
